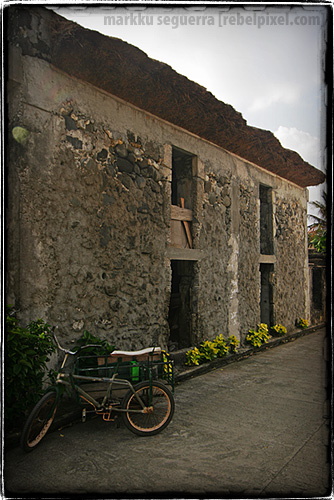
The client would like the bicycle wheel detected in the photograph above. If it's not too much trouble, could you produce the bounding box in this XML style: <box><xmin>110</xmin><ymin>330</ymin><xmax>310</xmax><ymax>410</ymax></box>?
<box><xmin>122</xmin><ymin>380</ymin><xmax>174</xmax><ymax>436</ymax></box>
<box><xmin>20</xmin><ymin>391</ymin><xmax>58</xmax><ymax>452</ymax></box>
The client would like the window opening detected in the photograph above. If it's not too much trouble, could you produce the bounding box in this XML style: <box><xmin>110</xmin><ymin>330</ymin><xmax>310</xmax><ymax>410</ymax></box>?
<box><xmin>171</xmin><ymin>147</ymin><xmax>193</xmax><ymax>208</ymax></box>
<box><xmin>260</xmin><ymin>185</ymin><xmax>273</xmax><ymax>255</ymax></box>
<box><xmin>170</xmin><ymin>147</ymin><xmax>194</xmax><ymax>248</ymax></box>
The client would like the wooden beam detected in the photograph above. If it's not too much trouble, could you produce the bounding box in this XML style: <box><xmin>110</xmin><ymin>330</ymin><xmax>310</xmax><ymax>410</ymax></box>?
<box><xmin>167</xmin><ymin>247</ymin><xmax>202</xmax><ymax>261</ymax></box>
<box><xmin>182</xmin><ymin>220</ymin><xmax>192</xmax><ymax>248</ymax></box>
<box><xmin>180</xmin><ymin>198</ymin><xmax>192</xmax><ymax>248</ymax></box>
<box><xmin>259</xmin><ymin>254</ymin><xmax>276</xmax><ymax>264</ymax></box>
<box><xmin>171</xmin><ymin>205</ymin><xmax>193</xmax><ymax>221</ymax></box>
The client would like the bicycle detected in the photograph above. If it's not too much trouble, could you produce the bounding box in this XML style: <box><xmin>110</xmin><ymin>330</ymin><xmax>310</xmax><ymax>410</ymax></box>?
<box><xmin>20</xmin><ymin>328</ymin><xmax>175</xmax><ymax>452</ymax></box>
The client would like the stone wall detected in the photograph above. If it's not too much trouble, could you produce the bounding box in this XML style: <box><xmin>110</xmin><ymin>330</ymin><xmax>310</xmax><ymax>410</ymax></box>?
<box><xmin>198</xmin><ymin>164</ymin><xmax>233</xmax><ymax>340</ymax></box>
<box><xmin>238</xmin><ymin>180</ymin><xmax>261</xmax><ymax>334</ymax></box>
<box><xmin>274</xmin><ymin>194</ymin><xmax>309</xmax><ymax>328</ymax></box>
<box><xmin>7</xmin><ymin>41</ymin><xmax>310</xmax><ymax>350</ymax></box>
<box><xmin>7</xmin><ymin>53</ymin><xmax>172</xmax><ymax>349</ymax></box>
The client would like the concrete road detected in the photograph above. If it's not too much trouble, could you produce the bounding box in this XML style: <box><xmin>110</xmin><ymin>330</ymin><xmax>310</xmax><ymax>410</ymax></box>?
<box><xmin>4</xmin><ymin>327</ymin><xmax>331</xmax><ymax>497</ymax></box>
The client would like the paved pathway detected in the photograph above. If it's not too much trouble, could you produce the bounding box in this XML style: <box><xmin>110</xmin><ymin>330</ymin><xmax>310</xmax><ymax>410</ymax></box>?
<box><xmin>4</xmin><ymin>327</ymin><xmax>331</xmax><ymax>497</ymax></box>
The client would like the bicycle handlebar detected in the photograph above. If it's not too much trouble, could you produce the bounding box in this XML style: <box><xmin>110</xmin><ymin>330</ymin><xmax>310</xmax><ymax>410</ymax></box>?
<box><xmin>51</xmin><ymin>327</ymin><xmax>106</xmax><ymax>356</ymax></box>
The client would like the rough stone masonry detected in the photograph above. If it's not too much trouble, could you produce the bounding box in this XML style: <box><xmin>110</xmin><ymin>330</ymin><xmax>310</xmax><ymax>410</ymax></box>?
<box><xmin>6</xmin><ymin>6</ymin><xmax>317</xmax><ymax>352</ymax></box>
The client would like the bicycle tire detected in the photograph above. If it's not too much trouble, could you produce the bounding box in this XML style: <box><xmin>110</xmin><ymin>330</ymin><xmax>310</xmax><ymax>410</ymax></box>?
<box><xmin>121</xmin><ymin>380</ymin><xmax>174</xmax><ymax>436</ymax></box>
<box><xmin>20</xmin><ymin>391</ymin><xmax>58</xmax><ymax>452</ymax></box>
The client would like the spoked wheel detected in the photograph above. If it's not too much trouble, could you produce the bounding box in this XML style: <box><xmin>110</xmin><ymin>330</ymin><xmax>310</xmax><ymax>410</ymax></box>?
<box><xmin>20</xmin><ymin>391</ymin><xmax>58</xmax><ymax>452</ymax></box>
<box><xmin>122</xmin><ymin>380</ymin><xmax>174</xmax><ymax>436</ymax></box>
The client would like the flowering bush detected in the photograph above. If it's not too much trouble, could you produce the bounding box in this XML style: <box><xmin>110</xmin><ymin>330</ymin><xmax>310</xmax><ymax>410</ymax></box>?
<box><xmin>296</xmin><ymin>318</ymin><xmax>309</xmax><ymax>330</ymax></box>
<box><xmin>185</xmin><ymin>334</ymin><xmax>240</xmax><ymax>366</ymax></box>
<box><xmin>270</xmin><ymin>324</ymin><xmax>287</xmax><ymax>337</ymax></box>
<box><xmin>213</xmin><ymin>335</ymin><xmax>229</xmax><ymax>358</ymax></box>
<box><xmin>198</xmin><ymin>340</ymin><xmax>219</xmax><ymax>362</ymax></box>
<box><xmin>185</xmin><ymin>347</ymin><xmax>202</xmax><ymax>366</ymax></box>
<box><xmin>246</xmin><ymin>323</ymin><xmax>271</xmax><ymax>348</ymax></box>
<box><xmin>227</xmin><ymin>335</ymin><xmax>240</xmax><ymax>353</ymax></box>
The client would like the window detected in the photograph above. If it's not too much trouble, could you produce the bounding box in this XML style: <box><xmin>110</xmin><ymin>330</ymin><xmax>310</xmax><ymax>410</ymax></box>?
<box><xmin>260</xmin><ymin>184</ymin><xmax>273</xmax><ymax>255</ymax></box>
<box><xmin>170</xmin><ymin>147</ymin><xmax>194</xmax><ymax>249</ymax></box>
<box><xmin>171</xmin><ymin>147</ymin><xmax>193</xmax><ymax>208</ymax></box>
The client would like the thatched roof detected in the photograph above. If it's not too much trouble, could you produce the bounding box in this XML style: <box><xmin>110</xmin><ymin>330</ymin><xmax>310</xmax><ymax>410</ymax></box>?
<box><xmin>8</xmin><ymin>6</ymin><xmax>325</xmax><ymax>188</ymax></box>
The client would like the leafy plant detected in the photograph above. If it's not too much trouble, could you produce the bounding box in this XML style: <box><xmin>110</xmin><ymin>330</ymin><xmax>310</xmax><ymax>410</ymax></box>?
<box><xmin>270</xmin><ymin>324</ymin><xmax>287</xmax><ymax>337</ymax></box>
<box><xmin>73</xmin><ymin>329</ymin><xmax>114</xmax><ymax>354</ymax></box>
<box><xmin>309</xmin><ymin>230</ymin><xmax>326</xmax><ymax>253</ymax></box>
<box><xmin>227</xmin><ymin>335</ymin><xmax>240</xmax><ymax>353</ymax></box>
<box><xmin>198</xmin><ymin>340</ymin><xmax>219</xmax><ymax>362</ymax></box>
<box><xmin>185</xmin><ymin>347</ymin><xmax>202</xmax><ymax>366</ymax></box>
<box><xmin>296</xmin><ymin>318</ymin><xmax>309</xmax><ymax>330</ymax></box>
<box><xmin>72</xmin><ymin>330</ymin><xmax>115</xmax><ymax>374</ymax></box>
<box><xmin>308</xmin><ymin>193</ymin><xmax>327</xmax><ymax>253</ymax></box>
<box><xmin>185</xmin><ymin>334</ymin><xmax>240</xmax><ymax>366</ymax></box>
<box><xmin>212</xmin><ymin>335</ymin><xmax>229</xmax><ymax>358</ymax></box>
<box><xmin>245</xmin><ymin>323</ymin><xmax>271</xmax><ymax>348</ymax></box>
<box><xmin>4</xmin><ymin>306</ymin><xmax>56</xmax><ymax>429</ymax></box>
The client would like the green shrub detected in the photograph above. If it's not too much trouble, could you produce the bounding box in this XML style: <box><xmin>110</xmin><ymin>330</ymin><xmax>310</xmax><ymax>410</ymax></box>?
<box><xmin>245</xmin><ymin>323</ymin><xmax>271</xmax><ymax>348</ymax></box>
<box><xmin>296</xmin><ymin>318</ymin><xmax>309</xmax><ymax>330</ymax></box>
<box><xmin>227</xmin><ymin>335</ymin><xmax>240</xmax><ymax>353</ymax></box>
<box><xmin>212</xmin><ymin>335</ymin><xmax>229</xmax><ymax>358</ymax></box>
<box><xmin>198</xmin><ymin>340</ymin><xmax>219</xmax><ymax>362</ymax></box>
<box><xmin>72</xmin><ymin>330</ymin><xmax>115</xmax><ymax>373</ymax></box>
<box><xmin>73</xmin><ymin>329</ymin><xmax>114</xmax><ymax>355</ymax></box>
<box><xmin>270</xmin><ymin>324</ymin><xmax>287</xmax><ymax>337</ymax></box>
<box><xmin>4</xmin><ymin>307</ymin><xmax>56</xmax><ymax>429</ymax></box>
<box><xmin>185</xmin><ymin>347</ymin><xmax>202</xmax><ymax>366</ymax></box>
<box><xmin>185</xmin><ymin>334</ymin><xmax>240</xmax><ymax>366</ymax></box>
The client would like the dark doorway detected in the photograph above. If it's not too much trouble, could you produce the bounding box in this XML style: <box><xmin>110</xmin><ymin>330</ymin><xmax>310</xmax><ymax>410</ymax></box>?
<box><xmin>168</xmin><ymin>260</ymin><xmax>195</xmax><ymax>350</ymax></box>
<box><xmin>260</xmin><ymin>263</ymin><xmax>274</xmax><ymax>326</ymax></box>
<box><xmin>312</xmin><ymin>268</ymin><xmax>323</xmax><ymax>311</ymax></box>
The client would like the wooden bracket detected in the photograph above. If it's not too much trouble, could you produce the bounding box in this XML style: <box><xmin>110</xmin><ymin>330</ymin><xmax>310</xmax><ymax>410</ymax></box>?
<box><xmin>180</xmin><ymin>198</ymin><xmax>192</xmax><ymax>248</ymax></box>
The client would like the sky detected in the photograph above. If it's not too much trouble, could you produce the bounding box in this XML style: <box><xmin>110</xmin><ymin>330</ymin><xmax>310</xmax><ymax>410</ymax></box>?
<box><xmin>53</xmin><ymin>4</ymin><xmax>328</xmax><ymax>220</ymax></box>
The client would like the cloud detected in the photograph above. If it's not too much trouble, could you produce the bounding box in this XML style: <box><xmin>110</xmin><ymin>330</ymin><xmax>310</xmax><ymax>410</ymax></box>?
<box><xmin>248</xmin><ymin>83</ymin><xmax>300</xmax><ymax>112</ymax></box>
<box><xmin>274</xmin><ymin>126</ymin><xmax>326</xmax><ymax>217</ymax></box>
<box><xmin>274</xmin><ymin>126</ymin><xmax>322</xmax><ymax>169</ymax></box>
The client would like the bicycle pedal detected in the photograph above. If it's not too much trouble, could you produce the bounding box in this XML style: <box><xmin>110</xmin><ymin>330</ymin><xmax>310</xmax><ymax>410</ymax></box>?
<box><xmin>82</xmin><ymin>408</ymin><xmax>86</xmax><ymax>423</ymax></box>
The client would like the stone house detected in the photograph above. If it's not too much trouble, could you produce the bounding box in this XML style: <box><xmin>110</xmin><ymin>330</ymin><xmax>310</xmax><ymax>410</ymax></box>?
<box><xmin>6</xmin><ymin>6</ymin><xmax>325</xmax><ymax>350</ymax></box>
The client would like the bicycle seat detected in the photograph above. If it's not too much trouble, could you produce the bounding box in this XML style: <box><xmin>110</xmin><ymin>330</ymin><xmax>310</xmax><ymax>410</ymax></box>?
<box><xmin>112</xmin><ymin>347</ymin><xmax>162</xmax><ymax>356</ymax></box>
<box><xmin>98</xmin><ymin>347</ymin><xmax>162</xmax><ymax>364</ymax></box>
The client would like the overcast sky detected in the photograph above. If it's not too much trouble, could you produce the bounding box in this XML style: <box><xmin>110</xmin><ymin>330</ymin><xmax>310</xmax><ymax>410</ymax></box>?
<box><xmin>53</xmin><ymin>4</ymin><xmax>328</xmax><ymax>217</ymax></box>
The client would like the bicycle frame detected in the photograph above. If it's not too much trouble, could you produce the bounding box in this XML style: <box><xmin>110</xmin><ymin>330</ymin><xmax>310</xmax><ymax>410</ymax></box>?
<box><xmin>55</xmin><ymin>350</ymin><xmax>152</xmax><ymax>420</ymax></box>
